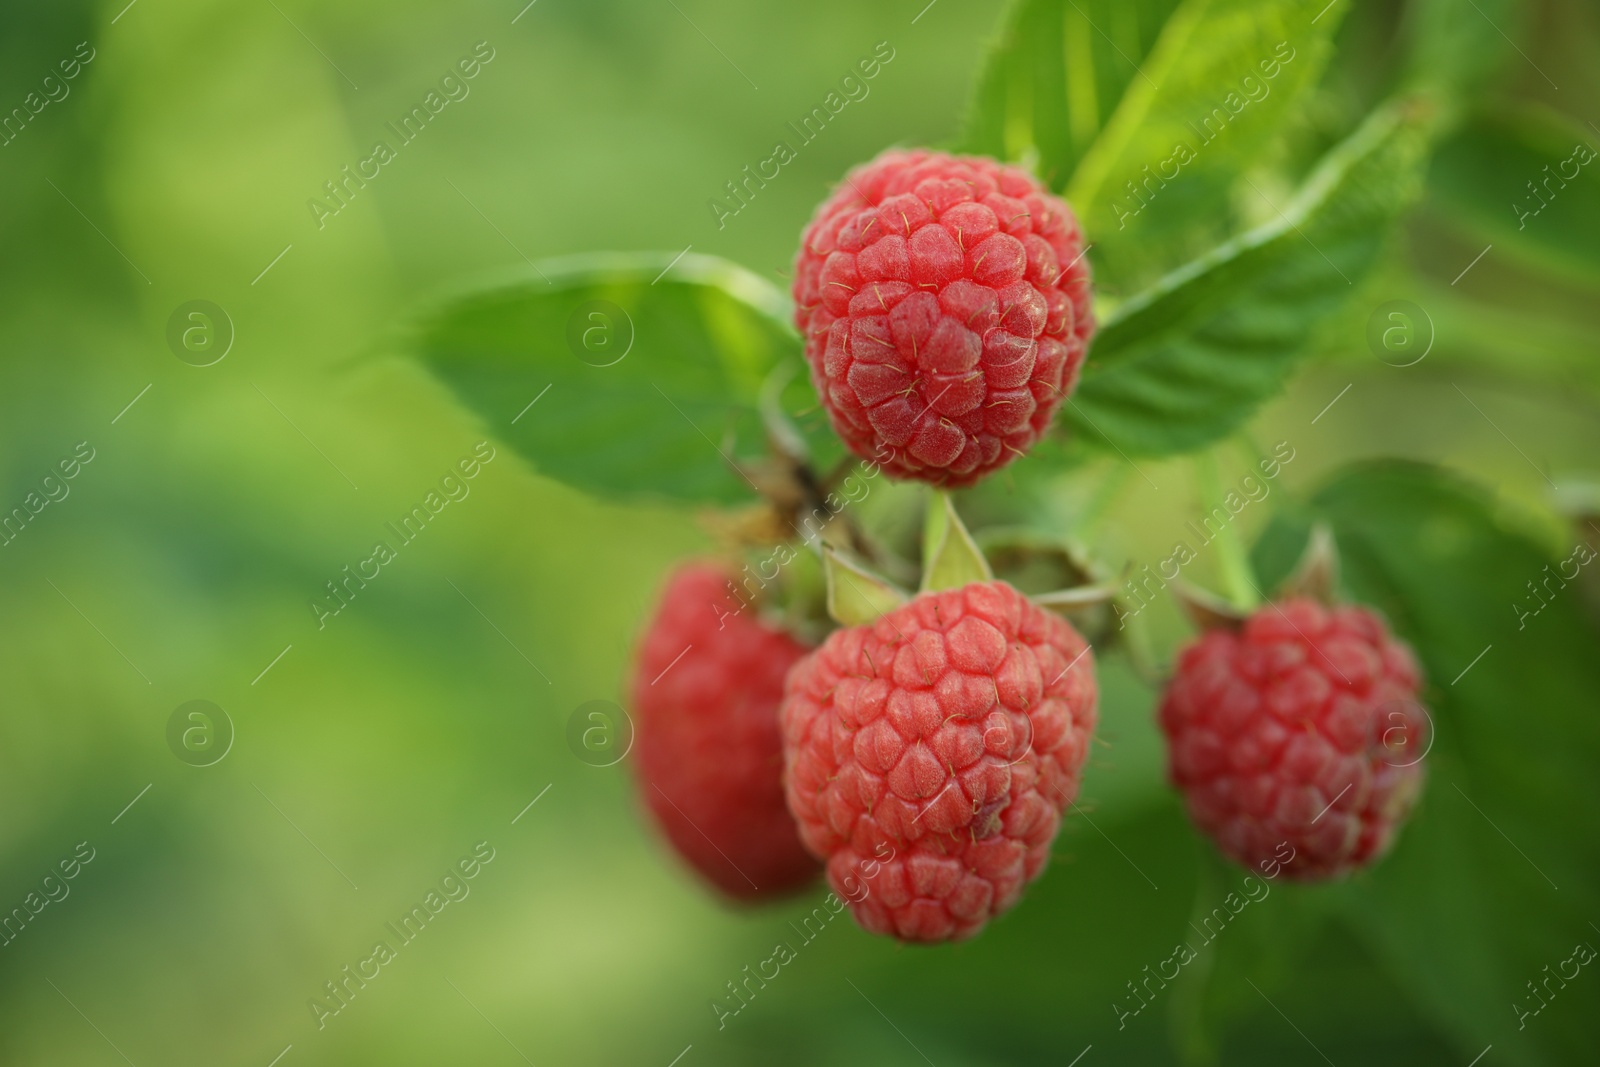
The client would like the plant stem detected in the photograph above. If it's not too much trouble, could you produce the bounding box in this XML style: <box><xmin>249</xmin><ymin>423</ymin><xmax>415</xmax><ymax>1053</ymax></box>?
<box><xmin>1194</xmin><ymin>452</ymin><xmax>1259</xmax><ymax>611</ymax></box>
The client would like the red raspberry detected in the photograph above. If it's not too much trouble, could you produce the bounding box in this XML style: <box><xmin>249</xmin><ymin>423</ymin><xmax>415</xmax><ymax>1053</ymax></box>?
<box><xmin>780</xmin><ymin>581</ymin><xmax>1097</xmax><ymax>941</ymax></box>
<box><xmin>632</xmin><ymin>563</ymin><xmax>820</xmax><ymax>902</ymax></box>
<box><xmin>792</xmin><ymin>149</ymin><xmax>1094</xmax><ymax>487</ymax></box>
<box><xmin>1159</xmin><ymin>598</ymin><xmax>1429</xmax><ymax>880</ymax></box>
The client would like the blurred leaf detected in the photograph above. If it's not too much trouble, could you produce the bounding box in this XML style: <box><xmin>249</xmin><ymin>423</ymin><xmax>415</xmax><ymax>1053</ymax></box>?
<box><xmin>1403</xmin><ymin>0</ymin><xmax>1519</xmax><ymax>99</ymax></box>
<box><xmin>414</xmin><ymin>252</ymin><xmax>828</xmax><ymax>505</ymax></box>
<box><xmin>1254</xmin><ymin>461</ymin><xmax>1600</xmax><ymax>1067</ymax></box>
<box><xmin>1428</xmin><ymin>104</ymin><xmax>1600</xmax><ymax>288</ymax></box>
<box><xmin>1066</xmin><ymin>0</ymin><xmax>1346</xmax><ymax>289</ymax></box>
<box><xmin>957</xmin><ymin>0</ymin><xmax>1179</xmax><ymax>191</ymax></box>
<box><xmin>1408</xmin><ymin>274</ymin><xmax>1600</xmax><ymax>395</ymax></box>
<box><xmin>1065</xmin><ymin>97</ymin><xmax>1432</xmax><ymax>456</ymax></box>
<box><xmin>1167</xmin><ymin>846</ymin><xmax>1341</xmax><ymax>1065</ymax></box>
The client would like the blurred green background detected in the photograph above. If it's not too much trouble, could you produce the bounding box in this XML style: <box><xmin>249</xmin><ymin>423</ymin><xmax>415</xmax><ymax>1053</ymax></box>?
<box><xmin>1</xmin><ymin>0</ymin><xmax>1598</xmax><ymax>1064</ymax></box>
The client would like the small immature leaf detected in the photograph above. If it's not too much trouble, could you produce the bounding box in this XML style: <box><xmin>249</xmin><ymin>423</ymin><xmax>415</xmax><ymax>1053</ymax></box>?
<box><xmin>1066</xmin><ymin>97</ymin><xmax>1433</xmax><ymax>456</ymax></box>
<box><xmin>413</xmin><ymin>252</ymin><xmax>837</xmax><ymax>506</ymax></box>
<box><xmin>824</xmin><ymin>547</ymin><xmax>909</xmax><ymax>628</ymax></box>
<box><xmin>920</xmin><ymin>492</ymin><xmax>994</xmax><ymax>593</ymax></box>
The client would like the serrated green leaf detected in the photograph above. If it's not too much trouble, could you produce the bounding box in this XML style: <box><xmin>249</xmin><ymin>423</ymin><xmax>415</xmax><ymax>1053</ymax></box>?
<box><xmin>1066</xmin><ymin>0</ymin><xmax>1346</xmax><ymax>289</ymax></box>
<box><xmin>1428</xmin><ymin>104</ymin><xmax>1600</xmax><ymax>288</ymax></box>
<box><xmin>957</xmin><ymin>0</ymin><xmax>1179</xmax><ymax>191</ymax></box>
<box><xmin>1065</xmin><ymin>97</ymin><xmax>1433</xmax><ymax>456</ymax></box>
<box><xmin>1253</xmin><ymin>461</ymin><xmax>1600</xmax><ymax>1067</ymax></box>
<box><xmin>412</xmin><ymin>252</ymin><xmax>838</xmax><ymax>505</ymax></box>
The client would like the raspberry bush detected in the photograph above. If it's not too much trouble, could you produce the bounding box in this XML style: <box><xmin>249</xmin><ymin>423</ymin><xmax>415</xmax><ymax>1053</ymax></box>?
<box><xmin>405</xmin><ymin>0</ymin><xmax>1600</xmax><ymax>1059</ymax></box>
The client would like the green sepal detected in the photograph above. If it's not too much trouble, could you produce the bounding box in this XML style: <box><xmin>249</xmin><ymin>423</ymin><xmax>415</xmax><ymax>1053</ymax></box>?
<box><xmin>1276</xmin><ymin>523</ymin><xmax>1339</xmax><ymax>604</ymax></box>
<box><xmin>1032</xmin><ymin>583</ymin><xmax>1120</xmax><ymax>611</ymax></box>
<box><xmin>920</xmin><ymin>492</ymin><xmax>994</xmax><ymax>593</ymax></box>
<box><xmin>1171</xmin><ymin>579</ymin><xmax>1249</xmax><ymax>633</ymax></box>
<box><xmin>824</xmin><ymin>547</ymin><xmax>910</xmax><ymax>628</ymax></box>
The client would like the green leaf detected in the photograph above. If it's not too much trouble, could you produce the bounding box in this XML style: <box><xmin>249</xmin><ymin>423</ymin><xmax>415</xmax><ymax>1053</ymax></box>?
<box><xmin>1066</xmin><ymin>0</ymin><xmax>1346</xmax><ymax>289</ymax></box>
<box><xmin>957</xmin><ymin>0</ymin><xmax>1179</xmax><ymax>191</ymax></box>
<box><xmin>1065</xmin><ymin>97</ymin><xmax>1433</xmax><ymax>456</ymax></box>
<box><xmin>1253</xmin><ymin>461</ymin><xmax>1600</xmax><ymax>1067</ymax></box>
<box><xmin>413</xmin><ymin>252</ymin><xmax>836</xmax><ymax>505</ymax></box>
<box><xmin>920</xmin><ymin>491</ymin><xmax>994</xmax><ymax>593</ymax></box>
<box><xmin>1403</xmin><ymin>0</ymin><xmax>1520</xmax><ymax>99</ymax></box>
<box><xmin>1169</xmin><ymin>847</ymin><xmax>1342</xmax><ymax>1063</ymax></box>
<box><xmin>1428</xmin><ymin>104</ymin><xmax>1600</xmax><ymax>288</ymax></box>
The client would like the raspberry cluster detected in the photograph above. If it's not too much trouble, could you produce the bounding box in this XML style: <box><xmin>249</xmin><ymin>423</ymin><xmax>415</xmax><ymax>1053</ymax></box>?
<box><xmin>620</xmin><ymin>138</ymin><xmax>1436</xmax><ymax>945</ymax></box>
<box><xmin>792</xmin><ymin>150</ymin><xmax>1094</xmax><ymax>487</ymax></box>
<box><xmin>1159</xmin><ymin>599</ymin><xmax>1429</xmax><ymax>880</ymax></box>
<box><xmin>780</xmin><ymin>581</ymin><xmax>1098</xmax><ymax>940</ymax></box>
